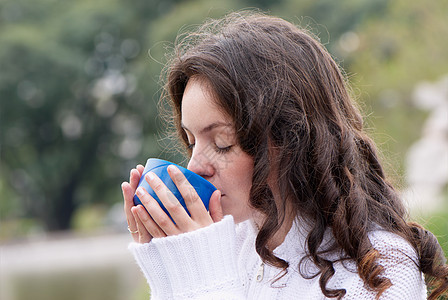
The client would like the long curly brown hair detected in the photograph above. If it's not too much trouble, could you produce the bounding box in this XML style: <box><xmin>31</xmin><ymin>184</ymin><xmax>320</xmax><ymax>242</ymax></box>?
<box><xmin>162</xmin><ymin>11</ymin><xmax>447</xmax><ymax>299</ymax></box>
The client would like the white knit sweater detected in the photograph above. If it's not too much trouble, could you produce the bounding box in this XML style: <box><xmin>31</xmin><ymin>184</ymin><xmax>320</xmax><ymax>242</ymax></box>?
<box><xmin>129</xmin><ymin>215</ymin><xmax>427</xmax><ymax>299</ymax></box>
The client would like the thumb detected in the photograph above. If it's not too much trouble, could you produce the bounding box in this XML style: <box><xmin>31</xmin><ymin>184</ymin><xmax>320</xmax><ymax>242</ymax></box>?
<box><xmin>209</xmin><ymin>190</ymin><xmax>223</xmax><ymax>222</ymax></box>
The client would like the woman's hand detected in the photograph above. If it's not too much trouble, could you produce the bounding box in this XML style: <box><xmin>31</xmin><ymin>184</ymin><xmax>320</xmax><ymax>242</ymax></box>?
<box><xmin>122</xmin><ymin>164</ymin><xmax>146</xmax><ymax>243</ymax></box>
<box><xmin>122</xmin><ymin>164</ymin><xmax>223</xmax><ymax>244</ymax></box>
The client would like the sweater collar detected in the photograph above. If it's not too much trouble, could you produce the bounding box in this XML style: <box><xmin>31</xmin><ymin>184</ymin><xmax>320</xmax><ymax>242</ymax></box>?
<box><xmin>248</xmin><ymin>217</ymin><xmax>309</xmax><ymax>260</ymax></box>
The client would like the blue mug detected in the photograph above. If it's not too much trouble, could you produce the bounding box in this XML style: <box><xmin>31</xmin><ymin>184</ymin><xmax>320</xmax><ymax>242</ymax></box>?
<box><xmin>133</xmin><ymin>158</ymin><xmax>217</xmax><ymax>219</ymax></box>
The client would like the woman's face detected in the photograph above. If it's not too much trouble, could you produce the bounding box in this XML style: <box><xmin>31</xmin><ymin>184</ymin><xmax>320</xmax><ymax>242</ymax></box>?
<box><xmin>181</xmin><ymin>77</ymin><xmax>255</xmax><ymax>223</ymax></box>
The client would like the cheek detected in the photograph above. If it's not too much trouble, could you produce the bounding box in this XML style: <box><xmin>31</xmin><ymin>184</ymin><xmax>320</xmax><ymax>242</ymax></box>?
<box><xmin>227</xmin><ymin>158</ymin><xmax>253</xmax><ymax>193</ymax></box>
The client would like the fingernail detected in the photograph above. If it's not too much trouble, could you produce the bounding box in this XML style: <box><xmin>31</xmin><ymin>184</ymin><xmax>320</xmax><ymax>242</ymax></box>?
<box><xmin>168</xmin><ymin>165</ymin><xmax>177</xmax><ymax>173</ymax></box>
<box><xmin>146</xmin><ymin>172</ymin><xmax>155</xmax><ymax>181</ymax></box>
<box><xmin>136</xmin><ymin>187</ymin><xmax>144</xmax><ymax>196</ymax></box>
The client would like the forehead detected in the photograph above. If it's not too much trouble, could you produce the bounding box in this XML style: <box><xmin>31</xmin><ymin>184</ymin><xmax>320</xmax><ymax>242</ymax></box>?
<box><xmin>181</xmin><ymin>78</ymin><xmax>232</xmax><ymax>132</ymax></box>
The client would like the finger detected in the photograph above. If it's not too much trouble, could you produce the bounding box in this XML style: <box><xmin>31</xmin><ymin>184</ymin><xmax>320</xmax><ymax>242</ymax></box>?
<box><xmin>136</xmin><ymin>185</ymin><xmax>182</xmax><ymax>236</ymax></box>
<box><xmin>131</xmin><ymin>206</ymin><xmax>153</xmax><ymax>243</ymax></box>
<box><xmin>144</xmin><ymin>172</ymin><xmax>192</xmax><ymax>229</ymax></box>
<box><xmin>209</xmin><ymin>190</ymin><xmax>223</xmax><ymax>222</ymax></box>
<box><xmin>167</xmin><ymin>165</ymin><xmax>211</xmax><ymax>224</ymax></box>
<box><xmin>122</xmin><ymin>181</ymin><xmax>138</xmax><ymax>240</ymax></box>
<box><xmin>129</xmin><ymin>168</ymin><xmax>142</xmax><ymax>191</ymax></box>
<box><xmin>136</xmin><ymin>164</ymin><xmax>145</xmax><ymax>176</ymax></box>
<box><xmin>133</xmin><ymin>204</ymin><xmax>166</xmax><ymax>238</ymax></box>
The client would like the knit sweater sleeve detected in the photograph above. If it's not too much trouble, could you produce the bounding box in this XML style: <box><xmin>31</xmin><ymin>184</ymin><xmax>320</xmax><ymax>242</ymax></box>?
<box><xmin>370</xmin><ymin>230</ymin><xmax>427</xmax><ymax>299</ymax></box>
<box><xmin>128</xmin><ymin>215</ymin><xmax>245</xmax><ymax>300</ymax></box>
<box><xmin>339</xmin><ymin>230</ymin><xmax>427</xmax><ymax>300</ymax></box>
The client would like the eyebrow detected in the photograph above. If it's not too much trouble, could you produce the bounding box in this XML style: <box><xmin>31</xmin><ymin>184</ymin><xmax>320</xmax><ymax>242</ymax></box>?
<box><xmin>181</xmin><ymin>122</ymin><xmax>232</xmax><ymax>135</ymax></box>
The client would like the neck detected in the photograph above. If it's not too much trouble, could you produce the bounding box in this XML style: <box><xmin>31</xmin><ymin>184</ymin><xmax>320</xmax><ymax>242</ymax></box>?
<box><xmin>253</xmin><ymin>204</ymin><xmax>295</xmax><ymax>250</ymax></box>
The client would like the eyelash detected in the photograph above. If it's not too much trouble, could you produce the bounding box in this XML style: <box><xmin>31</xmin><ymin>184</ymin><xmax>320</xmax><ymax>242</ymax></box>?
<box><xmin>187</xmin><ymin>143</ymin><xmax>233</xmax><ymax>154</ymax></box>
<box><xmin>215</xmin><ymin>145</ymin><xmax>232</xmax><ymax>154</ymax></box>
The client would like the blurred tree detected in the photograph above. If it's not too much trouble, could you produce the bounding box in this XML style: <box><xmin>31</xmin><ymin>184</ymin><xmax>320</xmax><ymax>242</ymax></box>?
<box><xmin>272</xmin><ymin>0</ymin><xmax>448</xmax><ymax>176</ymax></box>
<box><xmin>1</xmin><ymin>0</ymin><xmax>447</xmax><ymax>234</ymax></box>
<box><xmin>341</xmin><ymin>0</ymin><xmax>448</xmax><ymax>175</ymax></box>
<box><xmin>0</xmin><ymin>0</ymin><xmax>247</xmax><ymax>232</ymax></box>
<box><xmin>272</xmin><ymin>0</ymin><xmax>389</xmax><ymax>59</ymax></box>
<box><xmin>0</xmin><ymin>0</ymin><xmax>180</xmax><ymax>231</ymax></box>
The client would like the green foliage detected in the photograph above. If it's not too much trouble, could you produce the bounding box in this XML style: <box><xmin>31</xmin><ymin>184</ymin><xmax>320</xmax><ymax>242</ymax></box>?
<box><xmin>347</xmin><ymin>0</ymin><xmax>448</xmax><ymax>171</ymax></box>
<box><xmin>271</xmin><ymin>0</ymin><xmax>448</xmax><ymax>176</ymax></box>
<box><xmin>1</xmin><ymin>0</ymin><xmax>447</xmax><ymax>237</ymax></box>
<box><xmin>71</xmin><ymin>204</ymin><xmax>108</xmax><ymax>233</ymax></box>
<box><xmin>417</xmin><ymin>202</ymin><xmax>448</xmax><ymax>258</ymax></box>
<box><xmin>0</xmin><ymin>0</ymin><xmax>168</xmax><ymax>230</ymax></box>
<box><xmin>272</xmin><ymin>0</ymin><xmax>389</xmax><ymax>45</ymax></box>
<box><xmin>1</xmin><ymin>1</ymin><xmax>447</xmax><ymax>299</ymax></box>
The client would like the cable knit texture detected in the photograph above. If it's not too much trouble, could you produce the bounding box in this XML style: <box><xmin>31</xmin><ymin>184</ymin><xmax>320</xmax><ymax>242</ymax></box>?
<box><xmin>129</xmin><ymin>215</ymin><xmax>427</xmax><ymax>299</ymax></box>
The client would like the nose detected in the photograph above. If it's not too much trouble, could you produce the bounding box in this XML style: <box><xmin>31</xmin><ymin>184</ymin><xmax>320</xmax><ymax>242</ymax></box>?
<box><xmin>187</xmin><ymin>148</ymin><xmax>215</xmax><ymax>179</ymax></box>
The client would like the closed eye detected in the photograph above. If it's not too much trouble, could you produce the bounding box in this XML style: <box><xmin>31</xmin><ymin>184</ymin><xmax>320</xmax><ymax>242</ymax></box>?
<box><xmin>215</xmin><ymin>145</ymin><xmax>233</xmax><ymax>154</ymax></box>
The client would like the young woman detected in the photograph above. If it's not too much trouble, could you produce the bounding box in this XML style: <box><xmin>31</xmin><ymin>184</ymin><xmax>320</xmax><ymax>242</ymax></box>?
<box><xmin>122</xmin><ymin>12</ymin><xmax>448</xmax><ymax>299</ymax></box>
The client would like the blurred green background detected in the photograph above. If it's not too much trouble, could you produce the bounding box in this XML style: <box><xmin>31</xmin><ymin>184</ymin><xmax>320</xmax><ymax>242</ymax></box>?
<box><xmin>1</xmin><ymin>0</ymin><xmax>447</xmax><ymax>299</ymax></box>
